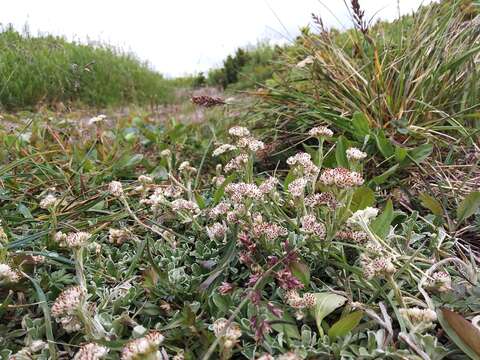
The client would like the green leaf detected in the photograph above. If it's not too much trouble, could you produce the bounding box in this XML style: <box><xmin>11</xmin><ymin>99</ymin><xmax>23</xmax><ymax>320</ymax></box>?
<box><xmin>351</xmin><ymin>112</ymin><xmax>370</xmax><ymax>138</ymax></box>
<box><xmin>328</xmin><ymin>311</ymin><xmax>363</xmax><ymax>339</ymax></box>
<box><xmin>213</xmin><ymin>175</ymin><xmax>235</xmax><ymax>204</ymax></box>
<box><xmin>195</xmin><ymin>193</ymin><xmax>206</xmax><ymax>209</ymax></box>
<box><xmin>457</xmin><ymin>191</ymin><xmax>480</xmax><ymax>223</ymax></box>
<box><xmin>394</xmin><ymin>146</ymin><xmax>408</xmax><ymax>162</ymax></box>
<box><xmin>267</xmin><ymin>309</ymin><xmax>301</xmax><ymax>340</ymax></box>
<box><xmin>437</xmin><ymin>308</ymin><xmax>480</xmax><ymax>359</ymax></box>
<box><xmin>370</xmin><ymin>200</ymin><xmax>394</xmax><ymax>239</ymax></box>
<box><xmin>371</xmin><ymin>164</ymin><xmax>399</xmax><ymax>185</ymax></box>
<box><xmin>335</xmin><ymin>136</ymin><xmax>349</xmax><ymax>168</ymax></box>
<box><xmin>125</xmin><ymin>154</ymin><xmax>144</xmax><ymax>167</ymax></box>
<box><xmin>289</xmin><ymin>261</ymin><xmax>310</xmax><ymax>287</ymax></box>
<box><xmin>313</xmin><ymin>293</ymin><xmax>347</xmax><ymax>335</ymax></box>
<box><xmin>419</xmin><ymin>193</ymin><xmax>443</xmax><ymax>217</ymax></box>
<box><xmin>17</xmin><ymin>203</ymin><xmax>33</xmax><ymax>219</ymax></box>
<box><xmin>405</xmin><ymin>143</ymin><xmax>433</xmax><ymax>165</ymax></box>
<box><xmin>375</xmin><ymin>130</ymin><xmax>394</xmax><ymax>158</ymax></box>
<box><xmin>351</xmin><ymin>187</ymin><xmax>375</xmax><ymax>211</ymax></box>
<box><xmin>283</xmin><ymin>167</ymin><xmax>296</xmax><ymax>189</ymax></box>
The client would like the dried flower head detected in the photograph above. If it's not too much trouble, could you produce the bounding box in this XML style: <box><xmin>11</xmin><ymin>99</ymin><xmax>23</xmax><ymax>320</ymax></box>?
<box><xmin>259</xmin><ymin>177</ymin><xmax>279</xmax><ymax>194</ymax></box>
<box><xmin>51</xmin><ymin>286</ymin><xmax>84</xmax><ymax>333</ymax></box>
<box><xmin>108</xmin><ymin>181</ymin><xmax>124</xmax><ymax>197</ymax></box>
<box><xmin>65</xmin><ymin>231</ymin><xmax>91</xmax><ymax>249</ymax></box>
<box><xmin>400</xmin><ymin>307</ymin><xmax>437</xmax><ymax>330</ymax></box>
<box><xmin>160</xmin><ymin>149</ymin><xmax>171</xmax><ymax>158</ymax></box>
<box><xmin>178</xmin><ymin>161</ymin><xmax>197</xmax><ymax>173</ymax></box>
<box><xmin>40</xmin><ymin>194</ymin><xmax>58</xmax><ymax>209</ymax></box>
<box><xmin>212</xmin><ymin>319</ymin><xmax>242</xmax><ymax>349</ymax></box>
<box><xmin>346</xmin><ymin>147</ymin><xmax>367</xmax><ymax>161</ymax></box>
<box><xmin>309</xmin><ymin>126</ymin><xmax>333</xmax><ymax>138</ymax></box>
<box><xmin>209</xmin><ymin>201</ymin><xmax>231</xmax><ymax>218</ymax></box>
<box><xmin>74</xmin><ymin>343</ymin><xmax>109</xmax><ymax>360</ymax></box>
<box><xmin>305</xmin><ymin>192</ymin><xmax>337</xmax><ymax>208</ymax></box>
<box><xmin>362</xmin><ymin>257</ymin><xmax>396</xmax><ymax>280</ymax></box>
<box><xmin>108</xmin><ymin>228</ymin><xmax>130</xmax><ymax>246</ymax></box>
<box><xmin>0</xmin><ymin>263</ymin><xmax>20</xmax><ymax>283</ymax></box>
<box><xmin>121</xmin><ymin>331</ymin><xmax>165</xmax><ymax>360</ymax></box>
<box><xmin>88</xmin><ymin>114</ymin><xmax>107</xmax><ymax>125</ymax></box>
<box><xmin>213</xmin><ymin>144</ymin><xmax>237</xmax><ymax>157</ymax></box>
<box><xmin>426</xmin><ymin>271</ymin><xmax>452</xmax><ymax>293</ymax></box>
<box><xmin>171</xmin><ymin>199</ymin><xmax>200</xmax><ymax>215</ymax></box>
<box><xmin>319</xmin><ymin>168</ymin><xmax>364</xmax><ymax>188</ymax></box>
<box><xmin>225</xmin><ymin>183</ymin><xmax>263</xmax><ymax>203</ymax></box>
<box><xmin>228</xmin><ymin>126</ymin><xmax>250</xmax><ymax>138</ymax></box>
<box><xmin>237</xmin><ymin>136</ymin><xmax>265</xmax><ymax>152</ymax></box>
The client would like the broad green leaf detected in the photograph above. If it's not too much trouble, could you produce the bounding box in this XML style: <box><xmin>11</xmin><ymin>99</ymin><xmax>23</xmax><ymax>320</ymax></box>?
<box><xmin>125</xmin><ymin>154</ymin><xmax>144</xmax><ymax>167</ymax></box>
<box><xmin>17</xmin><ymin>203</ymin><xmax>33</xmax><ymax>219</ymax></box>
<box><xmin>457</xmin><ymin>191</ymin><xmax>480</xmax><ymax>223</ymax></box>
<box><xmin>313</xmin><ymin>293</ymin><xmax>347</xmax><ymax>335</ymax></box>
<box><xmin>328</xmin><ymin>311</ymin><xmax>363</xmax><ymax>339</ymax></box>
<box><xmin>289</xmin><ymin>261</ymin><xmax>310</xmax><ymax>287</ymax></box>
<box><xmin>351</xmin><ymin>187</ymin><xmax>375</xmax><ymax>211</ymax></box>
<box><xmin>195</xmin><ymin>193</ymin><xmax>206</xmax><ymax>209</ymax></box>
<box><xmin>405</xmin><ymin>143</ymin><xmax>433</xmax><ymax>165</ymax></box>
<box><xmin>374</xmin><ymin>130</ymin><xmax>394</xmax><ymax>158</ymax></box>
<box><xmin>394</xmin><ymin>146</ymin><xmax>408</xmax><ymax>162</ymax></box>
<box><xmin>335</xmin><ymin>136</ymin><xmax>349</xmax><ymax>168</ymax></box>
<box><xmin>419</xmin><ymin>193</ymin><xmax>443</xmax><ymax>217</ymax></box>
<box><xmin>267</xmin><ymin>309</ymin><xmax>301</xmax><ymax>340</ymax></box>
<box><xmin>371</xmin><ymin>200</ymin><xmax>394</xmax><ymax>239</ymax></box>
<box><xmin>437</xmin><ymin>308</ymin><xmax>480</xmax><ymax>359</ymax></box>
<box><xmin>371</xmin><ymin>164</ymin><xmax>399</xmax><ymax>185</ymax></box>
<box><xmin>351</xmin><ymin>112</ymin><xmax>370</xmax><ymax>138</ymax></box>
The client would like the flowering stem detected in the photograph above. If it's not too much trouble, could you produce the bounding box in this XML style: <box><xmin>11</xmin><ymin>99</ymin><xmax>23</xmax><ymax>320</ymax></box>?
<box><xmin>388</xmin><ymin>275</ymin><xmax>406</xmax><ymax>308</ymax></box>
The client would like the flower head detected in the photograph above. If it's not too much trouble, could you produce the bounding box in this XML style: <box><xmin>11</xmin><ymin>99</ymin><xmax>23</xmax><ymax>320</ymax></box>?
<box><xmin>40</xmin><ymin>194</ymin><xmax>58</xmax><ymax>209</ymax></box>
<box><xmin>109</xmin><ymin>181</ymin><xmax>124</xmax><ymax>197</ymax></box>
<box><xmin>224</xmin><ymin>154</ymin><xmax>248</xmax><ymax>173</ymax></box>
<box><xmin>212</xmin><ymin>319</ymin><xmax>242</xmax><ymax>349</ymax></box>
<box><xmin>347</xmin><ymin>207</ymin><xmax>379</xmax><ymax>227</ymax></box>
<box><xmin>301</xmin><ymin>214</ymin><xmax>326</xmax><ymax>238</ymax></box>
<box><xmin>207</xmin><ymin>222</ymin><xmax>227</xmax><ymax>240</ymax></box>
<box><xmin>213</xmin><ymin>144</ymin><xmax>237</xmax><ymax>157</ymax></box>
<box><xmin>309</xmin><ymin>126</ymin><xmax>333</xmax><ymax>138</ymax></box>
<box><xmin>0</xmin><ymin>263</ymin><xmax>20</xmax><ymax>283</ymax></box>
<box><xmin>228</xmin><ymin>126</ymin><xmax>250</xmax><ymax>137</ymax></box>
<box><xmin>346</xmin><ymin>147</ymin><xmax>367</xmax><ymax>161</ymax></box>
<box><xmin>108</xmin><ymin>228</ymin><xmax>130</xmax><ymax>246</ymax></box>
<box><xmin>65</xmin><ymin>231</ymin><xmax>91</xmax><ymax>249</ymax></box>
<box><xmin>178</xmin><ymin>161</ymin><xmax>197</xmax><ymax>174</ymax></box>
<box><xmin>74</xmin><ymin>343</ymin><xmax>109</xmax><ymax>360</ymax></box>
<box><xmin>171</xmin><ymin>199</ymin><xmax>200</xmax><ymax>215</ymax></box>
<box><xmin>319</xmin><ymin>168</ymin><xmax>364</xmax><ymax>188</ymax></box>
<box><xmin>237</xmin><ymin>136</ymin><xmax>265</xmax><ymax>152</ymax></box>
<box><xmin>288</xmin><ymin>178</ymin><xmax>308</xmax><ymax>197</ymax></box>
<box><xmin>51</xmin><ymin>286</ymin><xmax>84</xmax><ymax>333</ymax></box>
<box><xmin>121</xmin><ymin>331</ymin><xmax>165</xmax><ymax>360</ymax></box>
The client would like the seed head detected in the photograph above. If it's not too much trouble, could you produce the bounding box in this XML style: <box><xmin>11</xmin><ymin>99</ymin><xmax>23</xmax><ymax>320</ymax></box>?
<box><xmin>74</xmin><ymin>343</ymin><xmax>109</xmax><ymax>360</ymax></box>
<box><xmin>108</xmin><ymin>181</ymin><xmax>124</xmax><ymax>197</ymax></box>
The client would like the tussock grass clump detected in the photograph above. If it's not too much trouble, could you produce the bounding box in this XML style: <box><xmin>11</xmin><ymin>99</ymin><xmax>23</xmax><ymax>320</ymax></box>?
<box><xmin>254</xmin><ymin>1</ymin><xmax>480</xmax><ymax>150</ymax></box>
<box><xmin>0</xmin><ymin>26</ymin><xmax>173</xmax><ymax>110</ymax></box>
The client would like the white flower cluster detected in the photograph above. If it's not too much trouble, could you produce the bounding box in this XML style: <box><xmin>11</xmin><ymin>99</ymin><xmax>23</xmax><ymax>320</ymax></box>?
<box><xmin>346</xmin><ymin>147</ymin><xmax>367</xmax><ymax>161</ymax></box>
<box><xmin>252</xmin><ymin>220</ymin><xmax>288</xmax><ymax>241</ymax></box>
<box><xmin>0</xmin><ymin>263</ymin><xmax>20</xmax><ymax>283</ymax></box>
<box><xmin>285</xmin><ymin>290</ymin><xmax>317</xmax><ymax>309</ymax></box>
<box><xmin>228</xmin><ymin>126</ymin><xmax>250</xmax><ymax>137</ymax></box>
<box><xmin>51</xmin><ymin>286</ymin><xmax>84</xmax><ymax>333</ymax></box>
<box><xmin>304</xmin><ymin>192</ymin><xmax>337</xmax><ymax>208</ymax></box>
<box><xmin>296</xmin><ymin>55</ymin><xmax>314</xmax><ymax>68</ymax></box>
<box><xmin>399</xmin><ymin>307</ymin><xmax>437</xmax><ymax>330</ymax></box>
<box><xmin>319</xmin><ymin>168</ymin><xmax>364</xmax><ymax>188</ymax></box>
<box><xmin>288</xmin><ymin>178</ymin><xmax>308</xmax><ymax>198</ymax></box>
<box><xmin>426</xmin><ymin>271</ymin><xmax>452</xmax><ymax>293</ymax></box>
<box><xmin>109</xmin><ymin>181</ymin><xmax>124</xmax><ymax>197</ymax></box>
<box><xmin>286</xmin><ymin>152</ymin><xmax>319</xmax><ymax>180</ymax></box>
<box><xmin>209</xmin><ymin>201</ymin><xmax>231</xmax><ymax>218</ymax></box>
<box><xmin>40</xmin><ymin>194</ymin><xmax>58</xmax><ymax>209</ymax></box>
<box><xmin>207</xmin><ymin>222</ymin><xmax>228</xmax><ymax>240</ymax></box>
<box><xmin>65</xmin><ymin>231</ymin><xmax>92</xmax><ymax>249</ymax></box>
<box><xmin>212</xmin><ymin>318</ymin><xmax>242</xmax><ymax>349</ymax></box>
<box><xmin>178</xmin><ymin>161</ymin><xmax>197</xmax><ymax>174</ymax></box>
<box><xmin>108</xmin><ymin>228</ymin><xmax>130</xmax><ymax>246</ymax></box>
<box><xmin>347</xmin><ymin>207</ymin><xmax>379</xmax><ymax>227</ymax></box>
<box><xmin>362</xmin><ymin>257</ymin><xmax>396</xmax><ymax>280</ymax></box>
<box><xmin>308</xmin><ymin>126</ymin><xmax>333</xmax><ymax>138</ymax></box>
<box><xmin>88</xmin><ymin>114</ymin><xmax>107</xmax><ymax>125</ymax></box>
<box><xmin>171</xmin><ymin>199</ymin><xmax>200</xmax><ymax>215</ymax></box>
<box><xmin>224</xmin><ymin>154</ymin><xmax>249</xmax><ymax>173</ymax></box>
<box><xmin>74</xmin><ymin>343</ymin><xmax>109</xmax><ymax>360</ymax></box>
<box><xmin>301</xmin><ymin>214</ymin><xmax>326</xmax><ymax>238</ymax></box>
<box><xmin>225</xmin><ymin>183</ymin><xmax>263</xmax><ymax>203</ymax></box>
<box><xmin>259</xmin><ymin>177</ymin><xmax>279</xmax><ymax>194</ymax></box>
<box><xmin>237</xmin><ymin>136</ymin><xmax>265</xmax><ymax>152</ymax></box>
<box><xmin>120</xmin><ymin>331</ymin><xmax>165</xmax><ymax>360</ymax></box>
<box><xmin>213</xmin><ymin>144</ymin><xmax>237</xmax><ymax>157</ymax></box>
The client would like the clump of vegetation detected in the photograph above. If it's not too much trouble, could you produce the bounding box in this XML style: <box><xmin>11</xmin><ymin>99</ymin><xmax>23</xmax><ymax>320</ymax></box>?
<box><xmin>0</xmin><ymin>26</ymin><xmax>174</xmax><ymax>110</ymax></box>
<box><xmin>1</xmin><ymin>112</ymin><xmax>480</xmax><ymax>359</ymax></box>
<box><xmin>253</xmin><ymin>1</ymin><xmax>480</xmax><ymax>172</ymax></box>
<box><xmin>207</xmin><ymin>43</ymin><xmax>280</xmax><ymax>90</ymax></box>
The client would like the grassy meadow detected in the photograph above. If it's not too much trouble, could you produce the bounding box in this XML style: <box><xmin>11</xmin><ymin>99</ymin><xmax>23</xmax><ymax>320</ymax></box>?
<box><xmin>1</xmin><ymin>1</ymin><xmax>480</xmax><ymax>359</ymax></box>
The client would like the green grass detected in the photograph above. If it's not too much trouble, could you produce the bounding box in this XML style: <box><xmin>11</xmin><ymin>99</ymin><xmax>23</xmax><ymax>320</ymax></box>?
<box><xmin>0</xmin><ymin>26</ymin><xmax>174</xmax><ymax>110</ymax></box>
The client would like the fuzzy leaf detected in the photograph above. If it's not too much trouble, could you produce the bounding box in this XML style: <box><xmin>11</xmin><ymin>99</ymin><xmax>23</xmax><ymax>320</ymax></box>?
<box><xmin>351</xmin><ymin>187</ymin><xmax>375</xmax><ymax>211</ymax></box>
<box><xmin>419</xmin><ymin>192</ymin><xmax>443</xmax><ymax>216</ymax></box>
<box><xmin>335</xmin><ymin>136</ymin><xmax>349</xmax><ymax>168</ymax></box>
<box><xmin>370</xmin><ymin>200</ymin><xmax>394</xmax><ymax>239</ymax></box>
<box><xmin>457</xmin><ymin>191</ymin><xmax>480</xmax><ymax>223</ymax></box>
<box><xmin>328</xmin><ymin>311</ymin><xmax>363</xmax><ymax>339</ymax></box>
<box><xmin>313</xmin><ymin>293</ymin><xmax>347</xmax><ymax>335</ymax></box>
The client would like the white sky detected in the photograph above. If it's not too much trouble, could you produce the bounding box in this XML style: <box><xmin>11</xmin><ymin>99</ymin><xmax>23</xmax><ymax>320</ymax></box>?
<box><xmin>1</xmin><ymin>0</ymin><xmax>434</xmax><ymax>77</ymax></box>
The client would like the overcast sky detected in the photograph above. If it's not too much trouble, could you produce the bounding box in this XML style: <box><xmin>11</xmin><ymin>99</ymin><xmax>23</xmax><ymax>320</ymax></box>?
<box><xmin>2</xmin><ymin>0</ymin><xmax>434</xmax><ymax>77</ymax></box>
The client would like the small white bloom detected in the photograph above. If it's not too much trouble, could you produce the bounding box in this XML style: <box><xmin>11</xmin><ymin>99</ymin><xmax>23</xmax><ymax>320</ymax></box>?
<box><xmin>309</xmin><ymin>126</ymin><xmax>333</xmax><ymax>138</ymax></box>
<box><xmin>40</xmin><ymin>194</ymin><xmax>58</xmax><ymax>209</ymax></box>
<box><xmin>108</xmin><ymin>181</ymin><xmax>124</xmax><ymax>197</ymax></box>
<box><xmin>213</xmin><ymin>144</ymin><xmax>237</xmax><ymax>157</ymax></box>
<box><xmin>346</xmin><ymin>147</ymin><xmax>367</xmax><ymax>161</ymax></box>
<box><xmin>0</xmin><ymin>263</ymin><xmax>20</xmax><ymax>283</ymax></box>
<box><xmin>228</xmin><ymin>126</ymin><xmax>250</xmax><ymax>137</ymax></box>
<box><xmin>347</xmin><ymin>207</ymin><xmax>379</xmax><ymax>227</ymax></box>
